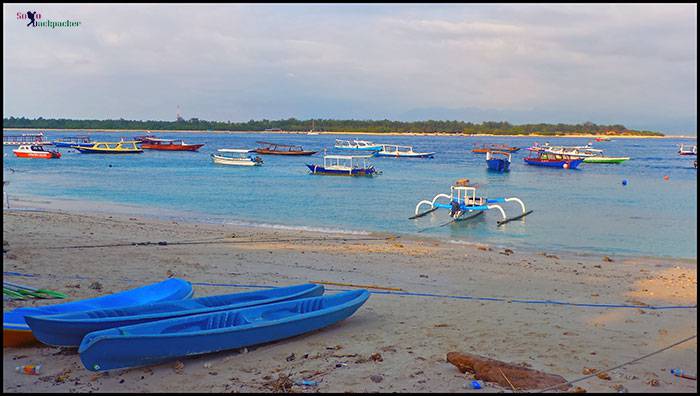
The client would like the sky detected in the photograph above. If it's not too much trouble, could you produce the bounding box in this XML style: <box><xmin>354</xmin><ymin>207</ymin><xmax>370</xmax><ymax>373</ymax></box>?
<box><xmin>3</xmin><ymin>3</ymin><xmax>697</xmax><ymax>135</ymax></box>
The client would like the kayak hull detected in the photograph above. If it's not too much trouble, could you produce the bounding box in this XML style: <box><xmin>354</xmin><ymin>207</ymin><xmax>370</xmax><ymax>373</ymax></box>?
<box><xmin>26</xmin><ymin>284</ymin><xmax>323</xmax><ymax>347</ymax></box>
<box><xmin>79</xmin><ymin>290</ymin><xmax>370</xmax><ymax>371</ymax></box>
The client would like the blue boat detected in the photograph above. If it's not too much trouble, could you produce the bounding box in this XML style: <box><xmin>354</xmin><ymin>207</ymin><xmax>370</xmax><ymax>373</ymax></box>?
<box><xmin>26</xmin><ymin>284</ymin><xmax>324</xmax><ymax>347</ymax></box>
<box><xmin>79</xmin><ymin>290</ymin><xmax>370</xmax><ymax>371</ymax></box>
<box><xmin>306</xmin><ymin>155</ymin><xmax>379</xmax><ymax>176</ymax></box>
<box><xmin>334</xmin><ymin>139</ymin><xmax>383</xmax><ymax>151</ymax></box>
<box><xmin>485</xmin><ymin>150</ymin><xmax>511</xmax><ymax>172</ymax></box>
<box><xmin>3</xmin><ymin>278</ymin><xmax>193</xmax><ymax>347</ymax></box>
<box><xmin>523</xmin><ymin>151</ymin><xmax>584</xmax><ymax>169</ymax></box>
<box><xmin>53</xmin><ymin>135</ymin><xmax>93</xmax><ymax>148</ymax></box>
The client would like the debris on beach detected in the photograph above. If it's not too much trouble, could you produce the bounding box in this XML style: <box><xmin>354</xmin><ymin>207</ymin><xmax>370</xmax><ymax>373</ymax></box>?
<box><xmin>446</xmin><ymin>352</ymin><xmax>570</xmax><ymax>391</ymax></box>
<box><xmin>603</xmin><ymin>256</ymin><xmax>615</xmax><ymax>262</ymax></box>
<box><xmin>264</xmin><ymin>373</ymin><xmax>294</xmax><ymax>392</ymax></box>
<box><xmin>370</xmin><ymin>374</ymin><xmax>383</xmax><ymax>383</ymax></box>
<box><xmin>500</xmin><ymin>248</ymin><xmax>514</xmax><ymax>256</ymax></box>
<box><xmin>89</xmin><ymin>281</ymin><xmax>103</xmax><ymax>291</ymax></box>
<box><xmin>596</xmin><ymin>371</ymin><xmax>612</xmax><ymax>380</ymax></box>
<box><xmin>285</xmin><ymin>353</ymin><xmax>296</xmax><ymax>362</ymax></box>
<box><xmin>370</xmin><ymin>352</ymin><xmax>383</xmax><ymax>362</ymax></box>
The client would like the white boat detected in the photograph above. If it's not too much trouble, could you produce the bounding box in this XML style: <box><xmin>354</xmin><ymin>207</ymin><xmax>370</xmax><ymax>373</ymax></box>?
<box><xmin>211</xmin><ymin>149</ymin><xmax>263</xmax><ymax>166</ymax></box>
<box><xmin>678</xmin><ymin>144</ymin><xmax>697</xmax><ymax>156</ymax></box>
<box><xmin>334</xmin><ymin>139</ymin><xmax>382</xmax><ymax>151</ymax></box>
<box><xmin>374</xmin><ymin>144</ymin><xmax>435</xmax><ymax>158</ymax></box>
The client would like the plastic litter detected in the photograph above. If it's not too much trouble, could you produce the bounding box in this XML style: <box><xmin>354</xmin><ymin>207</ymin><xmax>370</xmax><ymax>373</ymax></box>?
<box><xmin>670</xmin><ymin>368</ymin><xmax>697</xmax><ymax>380</ymax></box>
<box><xmin>295</xmin><ymin>379</ymin><xmax>318</xmax><ymax>387</ymax></box>
<box><xmin>464</xmin><ymin>380</ymin><xmax>483</xmax><ymax>389</ymax></box>
<box><xmin>16</xmin><ymin>364</ymin><xmax>41</xmax><ymax>375</ymax></box>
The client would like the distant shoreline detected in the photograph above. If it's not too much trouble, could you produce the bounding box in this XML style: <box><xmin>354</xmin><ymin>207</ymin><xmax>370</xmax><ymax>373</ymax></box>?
<box><xmin>3</xmin><ymin>127</ymin><xmax>694</xmax><ymax>139</ymax></box>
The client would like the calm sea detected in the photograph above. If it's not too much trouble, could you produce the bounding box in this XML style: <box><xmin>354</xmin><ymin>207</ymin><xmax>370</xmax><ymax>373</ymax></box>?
<box><xmin>3</xmin><ymin>131</ymin><xmax>697</xmax><ymax>259</ymax></box>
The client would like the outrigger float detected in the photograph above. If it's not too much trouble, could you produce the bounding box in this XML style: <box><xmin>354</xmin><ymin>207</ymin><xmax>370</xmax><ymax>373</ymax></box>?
<box><xmin>410</xmin><ymin>180</ymin><xmax>532</xmax><ymax>227</ymax></box>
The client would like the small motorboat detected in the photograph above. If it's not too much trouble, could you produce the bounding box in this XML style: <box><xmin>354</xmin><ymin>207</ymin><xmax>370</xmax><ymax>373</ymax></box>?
<box><xmin>53</xmin><ymin>135</ymin><xmax>94</xmax><ymax>148</ymax></box>
<box><xmin>254</xmin><ymin>141</ymin><xmax>317</xmax><ymax>156</ymax></box>
<box><xmin>523</xmin><ymin>150</ymin><xmax>584</xmax><ymax>169</ymax></box>
<box><xmin>678</xmin><ymin>144</ymin><xmax>697</xmax><ymax>156</ymax></box>
<box><xmin>485</xmin><ymin>150</ymin><xmax>511</xmax><ymax>172</ymax></box>
<box><xmin>334</xmin><ymin>139</ymin><xmax>383</xmax><ymax>151</ymax></box>
<box><xmin>74</xmin><ymin>141</ymin><xmax>143</xmax><ymax>154</ymax></box>
<box><xmin>12</xmin><ymin>144</ymin><xmax>61</xmax><ymax>159</ymax></box>
<box><xmin>26</xmin><ymin>284</ymin><xmax>323</xmax><ymax>347</ymax></box>
<box><xmin>472</xmin><ymin>144</ymin><xmax>520</xmax><ymax>154</ymax></box>
<box><xmin>211</xmin><ymin>149</ymin><xmax>263</xmax><ymax>166</ymax></box>
<box><xmin>140</xmin><ymin>138</ymin><xmax>204</xmax><ymax>151</ymax></box>
<box><xmin>374</xmin><ymin>144</ymin><xmax>435</xmax><ymax>158</ymax></box>
<box><xmin>3</xmin><ymin>278</ymin><xmax>193</xmax><ymax>347</ymax></box>
<box><xmin>306</xmin><ymin>155</ymin><xmax>379</xmax><ymax>176</ymax></box>
<box><xmin>79</xmin><ymin>290</ymin><xmax>370</xmax><ymax>371</ymax></box>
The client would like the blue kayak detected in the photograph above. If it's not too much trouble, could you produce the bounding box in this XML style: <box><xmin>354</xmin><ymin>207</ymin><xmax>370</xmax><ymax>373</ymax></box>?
<box><xmin>79</xmin><ymin>290</ymin><xmax>370</xmax><ymax>371</ymax></box>
<box><xmin>4</xmin><ymin>278</ymin><xmax>193</xmax><ymax>347</ymax></box>
<box><xmin>26</xmin><ymin>283</ymin><xmax>324</xmax><ymax>347</ymax></box>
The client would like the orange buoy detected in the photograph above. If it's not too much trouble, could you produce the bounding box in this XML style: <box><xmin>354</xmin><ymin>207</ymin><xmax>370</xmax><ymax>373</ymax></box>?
<box><xmin>663</xmin><ymin>175</ymin><xmax>670</xmax><ymax>181</ymax></box>
<box><xmin>562</xmin><ymin>163</ymin><xmax>569</xmax><ymax>169</ymax></box>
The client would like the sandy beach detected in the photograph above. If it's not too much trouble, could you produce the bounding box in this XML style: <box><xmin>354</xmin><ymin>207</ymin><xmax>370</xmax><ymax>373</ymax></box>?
<box><xmin>2</xmin><ymin>198</ymin><xmax>696</xmax><ymax>393</ymax></box>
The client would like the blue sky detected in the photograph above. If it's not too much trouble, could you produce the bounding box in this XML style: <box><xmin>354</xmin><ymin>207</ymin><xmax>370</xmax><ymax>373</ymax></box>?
<box><xmin>3</xmin><ymin>4</ymin><xmax>697</xmax><ymax>134</ymax></box>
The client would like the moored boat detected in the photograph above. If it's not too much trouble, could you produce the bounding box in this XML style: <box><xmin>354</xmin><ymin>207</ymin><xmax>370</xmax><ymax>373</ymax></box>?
<box><xmin>306</xmin><ymin>155</ymin><xmax>379</xmax><ymax>176</ymax></box>
<box><xmin>3</xmin><ymin>278</ymin><xmax>193</xmax><ymax>347</ymax></box>
<box><xmin>254</xmin><ymin>141</ymin><xmax>317</xmax><ymax>156</ymax></box>
<box><xmin>485</xmin><ymin>150</ymin><xmax>511</xmax><ymax>172</ymax></box>
<box><xmin>472</xmin><ymin>144</ymin><xmax>520</xmax><ymax>154</ymax></box>
<box><xmin>74</xmin><ymin>141</ymin><xmax>143</xmax><ymax>154</ymax></box>
<box><xmin>140</xmin><ymin>138</ymin><xmax>204</xmax><ymax>151</ymax></box>
<box><xmin>3</xmin><ymin>132</ymin><xmax>52</xmax><ymax>146</ymax></box>
<box><xmin>582</xmin><ymin>156</ymin><xmax>630</xmax><ymax>164</ymax></box>
<box><xmin>53</xmin><ymin>135</ymin><xmax>94</xmax><ymax>148</ymax></box>
<box><xmin>211</xmin><ymin>149</ymin><xmax>263</xmax><ymax>166</ymax></box>
<box><xmin>12</xmin><ymin>145</ymin><xmax>61</xmax><ymax>159</ymax></box>
<box><xmin>678</xmin><ymin>144</ymin><xmax>697</xmax><ymax>156</ymax></box>
<box><xmin>79</xmin><ymin>290</ymin><xmax>370</xmax><ymax>371</ymax></box>
<box><xmin>374</xmin><ymin>144</ymin><xmax>435</xmax><ymax>158</ymax></box>
<box><xmin>523</xmin><ymin>151</ymin><xmax>584</xmax><ymax>169</ymax></box>
<box><xmin>26</xmin><ymin>284</ymin><xmax>323</xmax><ymax>347</ymax></box>
<box><xmin>334</xmin><ymin>139</ymin><xmax>383</xmax><ymax>151</ymax></box>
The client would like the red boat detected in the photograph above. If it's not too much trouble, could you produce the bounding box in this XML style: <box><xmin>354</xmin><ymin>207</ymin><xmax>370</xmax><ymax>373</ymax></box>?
<box><xmin>13</xmin><ymin>145</ymin><xmax>61</xmax><ymax>159</ymax></box>
<box><xmin>139</xmin><ymin>138</ymin><xmax>204</xmax><ymax>151</ymax></box>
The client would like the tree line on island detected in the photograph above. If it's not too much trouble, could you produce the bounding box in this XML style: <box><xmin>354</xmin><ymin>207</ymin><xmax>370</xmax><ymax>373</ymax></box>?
<box><xmin>3</xmin><ymin>117</ymin><xmax>664</xmax><ymax>136</ymax></box>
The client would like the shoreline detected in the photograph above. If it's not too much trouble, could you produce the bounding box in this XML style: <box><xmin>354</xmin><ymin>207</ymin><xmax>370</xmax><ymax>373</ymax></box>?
<box><xmin>3</xmin><ymin>192</ymin><xmax>695</xmax><ymax>263</ymax></box>
<box><xmin>3</xmin><ymin>127</ymin><xmax>688</xmax><ymax>139</ymax></box>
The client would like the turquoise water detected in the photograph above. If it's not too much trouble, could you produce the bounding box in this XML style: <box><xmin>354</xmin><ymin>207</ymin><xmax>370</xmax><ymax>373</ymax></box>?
<box><xmin>3</xmin><ymin>131</ymin><xmax>697</xmax><ymax>259</ymax></box>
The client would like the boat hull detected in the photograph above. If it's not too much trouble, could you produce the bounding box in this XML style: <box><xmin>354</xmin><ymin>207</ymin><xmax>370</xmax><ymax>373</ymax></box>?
<box><xmin>13</xmin><ymin>151</ymin><xmax>61</xmax><ymax>159</ymax></box>
<box><xmin>334</xmin><ymin>146</ymin><xmax>382</xmax><ymax>151</ymax></box>
<box><xmin>524</xmin><ymin>158</ymin><xmax>584</xmax><ymax>169</ymax></box>
<box><xmin>306</xmin><ymin>164</ymin><xmax>376</xmax><ymax>176</ymax></box>
<box><xmin>211</xmin><ymin>155</ymin><xmax>261</xmax><ymax>166</ymax></box>
<box><xmin>26</xmin><ymin>284</ymin><xmax>323</xmax><ymax>347</ymax></box>
<box><xmin>3</xmin><ymin>278</ymin><xmax>193</xmax><ymax>347</ymax></box>
<box><xmin>375</xmin><ymin>151</ymin><xmax>435</xmax><ymax>158</ymax></box>
<box><xmin>583</xmin><ymin>157</ymin><xmax>630</xmax><ymax>164</ymax></box>
<box><xmin>141</xmin><ymin>143</ymin><xmax>204</xmax><ymax>151</ymax></box>
<box><xmin>74</xmin><ymin>147</ymin><xmax>143</xmax><ymax>154</ymax></box>
<box><xmin>486</xmin><ymin>158</ymin><xmax>510</xmax><ymax>172</ymax></box>
<box><xmin>254</xmin><ymin>149</ymin><xmax>317</xmax><ymax>156</ymax></box>
<box><xmin>53</xmin><ymin>141</ymin><xmax>94</xmax><ymax>148</ymax></box>
<box><xmin>79</xmin><ymin>290</ymin><xmax>370</xmax><ymax>371</ymax></box>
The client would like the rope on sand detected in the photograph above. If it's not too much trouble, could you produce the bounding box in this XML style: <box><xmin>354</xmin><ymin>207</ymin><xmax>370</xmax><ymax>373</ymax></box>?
<box><xmin>3</xmin><ymin>272</ymin><xmax>697</xmax><ymax>311</ymax></box>
<box><xmin>537</xmin><ymin>334</ymin><xmax>697</xmax><ymax>393</ymax></box>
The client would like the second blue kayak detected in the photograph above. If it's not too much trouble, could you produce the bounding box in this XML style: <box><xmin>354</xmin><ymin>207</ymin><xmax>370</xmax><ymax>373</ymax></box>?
<box><xmin>79</xmin><ymin>290</ymin><xmax>370</xmax><ymax>371</ymax></box>
<box><xmin>26</xmin><ymin>283</ymin><xmax>324</xmax><ymax>347</ymax></box>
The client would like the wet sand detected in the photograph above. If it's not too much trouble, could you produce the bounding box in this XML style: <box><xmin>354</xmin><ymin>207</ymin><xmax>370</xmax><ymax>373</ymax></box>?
<box><xmin>2</xmin><ymin>206</ymin><xmax>696</xmax><ymax>393</ymax></box>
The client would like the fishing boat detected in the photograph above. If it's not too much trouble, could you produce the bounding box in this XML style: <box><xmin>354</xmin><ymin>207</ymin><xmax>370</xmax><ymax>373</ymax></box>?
<box><xmin>211</xmin><ymin>149</ymin><xmax>263</xmax><ymax>166</ymax></box>
<box><xmin>26</xmin><ymin>284</ymin><xmax>323</xmax><ymax>347</ymax></box>
<box><xmin>524</xmin><ymin>151</ymin><xmax>584</xmax><ymax>169</ymax></box>
<box><xmin>3</xmin><ymin>278</ymin><xmax>193</xmax><ymax>347</ymax></box>
<box><xmin>544</xmin><ymin>145</ymin><xmax>603</xmax><ymax>158</ymax></box>
<box><xmin>678</xmin><ymin>144</ymin><xmax>697</xmax><ymax>156</ymax></box>
<box><xmin>133</xmin><ymin>133</ymin><xmax>158</xmax><ymax>143</ymax></box>
<box><xmin>595</xmin><ymin>136</ymin><xmax>612</xmax><ymax>142</ymax></box>
<box><xmin>3</xmin><ymin>132</ymin><xmax>52</xmax><ymax>146</ymax></box>
<box><xmin>79</xmin><ymin>290</ymin><xmax>370</xmax><ymax>372</ymax></box>
<box><xmin>254</xmin><ymin>141</ymin><xmax>317</xmax><ymax>156</ymax></box>
<box><xmin>53</xmin><ymin>135</ymin><xmax>94</xmax><ymax>148</ymax></box>
<box><xmin>374</xmin><ymin>144</ymin><xmax>435</xmax><ymax>158</ymax></box>
<box><xmin>139</xmin><ymin>138</ymin><xmax>204</xmax><ymax>151</ymax></box>
<box><xmin>74</xmin><ymin>141</ymin><xmax>143</xmax><ymax>154</ymax></box>
<box><xmin>306</xmin><ymin>155</ymin><xmax>379</xmax><ymax>176</ymax></box>
<box><xmin>12</xmin><ymin>145</ymin><xmax>61</xmax><ymax>159</ymax></box>
<box><xmin>485</xmin><ymin>150</ymin><xmax>511</xmax><ymax>172</ymax></box>
<box><xmin>410</xmin><ymin>181</ymin><xmax>532</xmax><ymax>226</ymax></box>
<box><xmin>472</xmin><ymin>144</ymin><xmax>520</xmax><ymax>154</ymax></box>
<box><xmin>334</xmin><ymin>139</ymin><xmax>383</xmax><ymax>151</ymax></box>
<box><xmin>582</xmin><ymin>154</ymin><xmax>630</xmax><ymax>164</ymax></box>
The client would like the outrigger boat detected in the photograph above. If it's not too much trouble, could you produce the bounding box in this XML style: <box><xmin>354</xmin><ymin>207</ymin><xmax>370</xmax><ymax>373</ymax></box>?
<box><xmin>306</xmin><ymin>155</ymin><xmax>379</xmax><ymax>176</ymax></box>
<box><xmin>410</xmin><ymin>180</ymin><xmax>532</xmax><ymax>226</ymax></box>
<box><xmin>211</xmin><ymin>149</ymin><xmax>263</xmax><ymax>166</ymax></box>
<box><xmin>12</xmin><ymin>145</ymin><xmax>61</xmax><ymax>159</ymax></box>
<box><xmin>582</xmin><ymin>154</ymin><xmax>630</xmax><ymax>164</ymax></box>
<box><xmin>334</xmin><ymin>139</ymin><xmax>383</xmax><ymax>151</ymax></box>
<box><xmin>524</xmin><ymin>150</ymin><xmax>584</xmax><ymax>169</ymax></box>
<box><xmin>485</xmin><ymin>150</ymin><xmax>511</xmax><ymax>172</ymax></box>
<box><xmin>73</xmin><ymin>141</ymin><xmax>143</xmax><ymax>154</ymax></box>
<box><xmin>254</xmin><ymin>141</ymin><xmax>317</xmax><ymax>156</ymax></box>
<box><xmin>374</xmin><ymin>144</ymin><xmax>435</xmax><ymax>158</ymax></box>
<box><xmin>53</xmin><ymin>135</ymin><xmax>94</xmax><ymax>148</ymax></box>
<box><xmin>472</xmin><ymin>144</ymin><xmax>520</xmax><ymax>154</ymax></box>
<box><xmin>139</xmin><ymin>138</ymin><xmax>204</xmax><ymax>151</ymax></box>
<box><xmin>678</xmin><ymin>144</ymin><xmax>697</xmax><ymax>156</ymax></box>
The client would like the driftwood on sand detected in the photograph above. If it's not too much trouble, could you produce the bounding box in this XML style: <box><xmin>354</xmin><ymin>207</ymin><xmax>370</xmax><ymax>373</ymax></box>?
<box><xmin>446</xmin><ymin>352</ymin><xmax>570</xmax><ymax>391</ymax></box>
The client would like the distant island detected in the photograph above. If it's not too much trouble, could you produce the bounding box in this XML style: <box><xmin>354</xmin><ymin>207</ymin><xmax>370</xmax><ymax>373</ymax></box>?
<box><xmin>3</xmin><ymin>117</ymin><xmax>664</xmax><ymax>136</ymax></box>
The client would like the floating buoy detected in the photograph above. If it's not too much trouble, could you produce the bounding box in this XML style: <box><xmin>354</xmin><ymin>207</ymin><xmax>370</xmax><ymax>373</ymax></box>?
<box><xmin>108</xmin><ymin>164</ymin><xmax>113</xmax><ymax>168</ymax></box>
<box><xmin>622</xmin><ymin>179</ymin><xmax>628</xmax><ymax>186</ymax></box>
<box><xmin>562</xmin><ymin>163</ymin><xmax>569</xmax><ymax>169</ymax></box>
<box><xmin>663</xmin><ymin>175</ymin><xmax>669</xmax><ymax>181</ymax></box>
